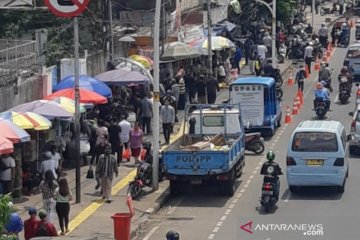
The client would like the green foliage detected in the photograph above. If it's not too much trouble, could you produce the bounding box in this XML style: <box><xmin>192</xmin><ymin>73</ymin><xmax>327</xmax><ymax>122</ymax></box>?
<box><xmin>277</xmin><ymin>0</ymin><xmax>296</xmax><ymax>24</ymax></box>
<box><xmin>0</xmin><ymin>194</ymin><xmax>16</xmax><ymax>240</ymax></box>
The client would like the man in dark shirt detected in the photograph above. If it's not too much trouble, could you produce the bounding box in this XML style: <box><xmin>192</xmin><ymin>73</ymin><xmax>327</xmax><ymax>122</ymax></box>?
<box><xmin>206</xmin><ymin>76</ymin><xmax>220</xmax><ymax>104</ymax></box>
<box><xmin>108</xmin><ymin>118</ymin><xmax>122</xmax><ymax>165</ymax></box>
<box><xmin>196</xmin><ymin>75</ymin><xmax>207</xmax><ymax>104</ymax></box>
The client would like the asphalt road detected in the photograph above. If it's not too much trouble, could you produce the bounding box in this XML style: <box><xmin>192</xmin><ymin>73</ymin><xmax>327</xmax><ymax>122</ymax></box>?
<box><xmin>135</xmin><ymin>29</ymin><xmax>360</xmax><ymax>240</ymax></box>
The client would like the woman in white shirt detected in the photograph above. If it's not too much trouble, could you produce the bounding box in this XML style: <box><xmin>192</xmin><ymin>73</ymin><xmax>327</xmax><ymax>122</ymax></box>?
<box><xmin>119</xmin><ymin>117</ymin><xmax>131</xmax><ymax>162</ymax></box>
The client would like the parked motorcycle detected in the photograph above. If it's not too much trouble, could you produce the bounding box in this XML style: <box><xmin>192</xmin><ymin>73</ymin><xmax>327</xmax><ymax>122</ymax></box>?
<box><xmin>288</xmin><ymin>40</ymin><xmax>306</xmax><ymax>60</ymax></box>
<box><xmin>127</xmin><ymin>142</ymin><xmax>164</xmax><ymax>199</ymax></box>
<box><xmin>278</xmin><ymin>44</ymin><xmax>287</xmax><ymax>64</ymax></box>
<box><xmin>245</xmin><ymin>132</ymin><xmax>265</xmax><ymax>154</ymax></box>
<box><xmin>320</xmin><ymin>4</ymin><xmax>340</xmax><ymax>16</ymax></box>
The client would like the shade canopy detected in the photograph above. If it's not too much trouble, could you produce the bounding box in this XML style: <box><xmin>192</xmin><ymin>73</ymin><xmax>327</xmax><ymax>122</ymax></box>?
<box><xmin>192</xmin><ymin>36</ymin><xmax>235</xmax><ymax>50</ymax></box>
<box><xmin>0</xmin><ymin>111</ymin><xmax>52</xmax><ymax>130</ymax></box>
<box><xmin>96</xmin><ymin>69</ymin><xmax>149</xmax><ymax>86</ymax></box>
<box><xmin>0</xmin><ymin>135</ymin><xmax>14</xmax><ymax>155</ymax></box>
<box><xmin>128</xmin><ymin>55</ymin><xmax>153</xmax><ymax>69</ymax></box>
<box><xmin>0</xmin><ymin>121</ymin><xmax>21</xmax><ymax>143</ymax></box>
<box><xmin>45</xmin><ymin>89</ymin><xmax>108</xmax><ymax>104</ymax></box>
<box><xmin>11</xmin><ymin>100</ymin><xmax>73</xmax><ymax>119</ymax></box>
<box><xmin>161</xmin><ymin>42</ymin><xmax>200</xmax><ymax>61</ymax></box>
<box><xmin>54</xmin><ymin>75</ymin><xmax>112</xmax><ymax>98</ymax></box>
<box><xmin>0</xmin><ymin>118</ymin><xmax>30</xmax><ymax>142</ymax></box>
<box><xmin>48</xmin><ymin>97</ymin><xmax>86</xmax><ymax>114</ymax></box>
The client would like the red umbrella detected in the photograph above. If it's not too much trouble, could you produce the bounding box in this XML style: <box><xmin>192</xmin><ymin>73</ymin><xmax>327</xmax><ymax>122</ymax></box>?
<box><xmin>44</xmin><ymin>88</ymin><xmax>108</xmax><ymax>104</ymax></box>
<box><xmin>0</xmin><ymin>135</ymin><xmax>14</xmax><ymax>155</ymax></box>
<box><xmin>0</xmin><ymin>121</ymin><xmax>21</xmax><ymax>143</ymax></box>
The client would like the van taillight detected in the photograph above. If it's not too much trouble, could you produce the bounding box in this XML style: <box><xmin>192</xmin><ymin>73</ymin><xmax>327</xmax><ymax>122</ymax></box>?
<box><xmin>351</xmin><ymin>120</ymin><xmax>356</xmax><ymax>132</ymax></box>
<box><xmin>286</xmin><ymin>156</ymin><xmax>296</xmax><ymax>166</ymax></box>
<box><xmin>357</xmin><ymin>89</ymin><xmax>360</xmax><ymax>96</ymax></box>
<box><xmin>334</xmin><ymin>158</ymin><xmax>344</xmax><ymax>166</ymax></box>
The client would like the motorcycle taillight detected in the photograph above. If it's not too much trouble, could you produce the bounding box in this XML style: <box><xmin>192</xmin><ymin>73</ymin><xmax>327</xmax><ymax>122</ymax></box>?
<box><xmin>263</xmin><ymin>183</ymin><xmax>272</xmax><ymax>191</ymax></box>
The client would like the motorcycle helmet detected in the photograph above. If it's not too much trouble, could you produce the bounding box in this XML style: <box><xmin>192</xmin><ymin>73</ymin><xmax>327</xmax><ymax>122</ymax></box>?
<box><xmin>266</xmin><ymin>150</ymin><xmax>275</xmax><ymax>162</ymax></box>
<box><xmin>309</xmin><ymin>41</ymin><xmax>313</xmax><ymax>46</ymax></box>
<box><xmin>321</xmin><ymin>23</ymin><xmax>325</xmax><ymax>27</ymax></box>
<box><xmin>341</xmin><ymin>66</ymin><xmax>348</xmax><ymax>73</ymax></box>
<box><xmin>166</xmin><ymin>231</ymin><xmax>180</xmax><ymax>240</ymax></box>
<box><xmin>342</xmin><ymin>23</ymin><xmax>347</xmax><ymax>27</ymax></box>
<box><xmin>320</xmin><ymin>80</ymin><xmax>327</xmax><ymax>87</ymax></box>
<box><xmin>314</xmin><ymin>38</ymin><xmax>319</xmax><ymax>44</ymax></box>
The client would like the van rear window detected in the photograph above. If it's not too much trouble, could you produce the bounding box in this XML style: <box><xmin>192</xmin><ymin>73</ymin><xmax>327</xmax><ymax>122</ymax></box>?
<box><xmin>292</xmin><ymin>132</ymin><xmax>338</xmax><ymax>152</ymax></box>
<box><xmin>347</xmin><ymin>49</ymin><xmax>360</xmax><ymax>58</ymax></box>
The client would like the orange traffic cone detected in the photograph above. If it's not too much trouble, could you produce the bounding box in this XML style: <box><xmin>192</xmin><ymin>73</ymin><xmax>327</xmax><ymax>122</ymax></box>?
<box><xmin>314</xmin><ymin>57</ymin><xmax>320</xmax><ymax>71</ymax></box>
<box><xmin>297</xmin><ymin>89</ymin><xmax>304</xmax><ymax>106</ymax></box>
<box><xmin>305</xmin><ymin>65</ymin><xmax>310</xmax><ymax>79</ymax></box>
<box><xmin>292</xmin><ymin>98</ymin><xmax>298</xmax><ymax>115</ymax></box>
<box><xmin>323</xmin><ymin>51</ymin><xmax>328</xmax><ymax>63</ymax></box>
<box><xmin>285</xmin><ymin>106</ymin><xmax>292</xmax><ymax>123</ymax></box>
<box><xmin>350</xmin><ymin>19</ymin><xmax>354</xmax><ymax>28</ymax></box>
<box><xmin>287</xmin><ymin>71</ymin><xmax>294</xmax><ymax>85</ymax></box>
<box><xmin>327</xmin><ymin>43</ymin><xmax>331</xmax><ymax>53</ymax></box>
<box><xmin>327</xmin><ymin>49</ymin><xmax>331</xmax><ymax>58</ymax></box>
<box><xmin>296</xmin><ymin>95</ymin><xmax>301</xmax><ymax>110</ymax></box>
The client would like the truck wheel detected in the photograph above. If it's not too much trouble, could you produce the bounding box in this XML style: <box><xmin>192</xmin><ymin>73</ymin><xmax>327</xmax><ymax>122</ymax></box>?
<box><xmin>170</xmin><ymin>180</ymin><xmax>181</xmax><ymax>196</ymax></box>
<box><xmin>219</xmin><ymin>170</ymin><xmax>235</xmax><ymax>196</ymax></box>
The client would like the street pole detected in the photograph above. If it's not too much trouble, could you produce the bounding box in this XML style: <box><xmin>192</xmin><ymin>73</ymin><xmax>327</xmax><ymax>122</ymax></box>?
<box><xmin>257</xmin><ymin>0</ymin><xmax>276</xmax><ymax>68</ymax></box>
<box><xmin>152</xmin><ymin>0</ymin><xmax>161</xmax><ymax>190</ymax></box>
<box><xmin>207</xmin><ymin>0</ymin><xmax>213</xmax><ymax>76</ymax></box>
<box><xmin>312</xmin><ymin>0</ymin><xmax>315</xmax><ymax>31</ymax></box>
<box><xmin>271</xmin><ymin>0</ymin><xmax>276</xmax><ymax>68</ymax></box>
<box><xmin>109</xmin><ymin>0</ymin><xmax>114</xmax><ymax>60</ymax></box>
<box><xmin>74</xmin><ymin>17</ymin><xmax>81</xmax><ymax>203</ymax></box>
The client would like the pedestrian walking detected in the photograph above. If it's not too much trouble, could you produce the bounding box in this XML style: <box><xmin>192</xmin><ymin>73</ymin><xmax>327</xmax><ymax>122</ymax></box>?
<box><xmin>0</xmin><ymin>154</ymin><xmax>15</xmax><ymax>194</ymax></box>
<box><xmin>217</xmin><ymin>62</ymin><xmax>227</xmax><ymax>83</ymax></box>
<box><xmin>24</xmin><ymin>207</ymin><xmax>40</xmax><ymax>240</ymax></box>
<box><xmin>129</xmin><ymin>121</ymin><xmax>144</xmax><ymax>164</ymax></box>
<box><xmin>39</xmin><ymin>170</ymin><xmax>57</xmax><ymax>224</ymax></box>
<box><xmin>139</xmin><ymin>95</ymin><xmax>153</xmax><ymax>135</ymax></box>
<box><xmin>338</xmin><ymin>0</ymin><xmax>344</xmax><ymax>15</ymax></box>
<box><xmin>196</xmin><ymin>75</ymin><xmax>207</xmax><ymax>104</ymax></box>
<box><xmin>39</xmin><ymin>151</ymin><xmax>59</xmax><ymax>181</ymax></box>
<box><xmin>55</xmin><ymin>178</ymin><xmax>72</xmax><ymax>235</ymax></box>
<box><xmin>257</xmin><ymin>42</ymin><xmax>268</xmax><ymax>61</ymax></box>
<box><xmin>207</xmin><ymin>75</ymin><xmax>220</xmax><ymax>104</ymax></box>
<box><xmin>164</xmin><ymin>90</ymin><xmax>178</xmax><ymax>122</ymax></box>
<box><xmin>304</xmin><ymin>42</ymin><xmax>313</xmax><ymax>74</ymax></box>
<box><xmin>254</xmin><ymin>55</ymin><xmax>262</xmax><ymax>76</ymax></box>
<box><xmin>34</xmin><ymin>209</ymin><xmax>58</xmax><ymax>237</ymax></box>
<box><xmin>262</xmin><ymin>32</ymin><xmax>272</xmax><ymax>58</ymax></box>
<box><xmin>108</xmin><ymin>118</ymin><xmax>122</xmax><ymax>165</ymax></box>
<box><xmin>171</xmin><ymin>79</ymin><xmax>180</xmax><ymax>108</ymax></box>
<box><xmin>160</xmin><ymin>100</ymin><xmax>175</xmax><ymax>145</ymax></box>
<box><xmin>244</xmin><ymin>37</ymin><xmax>254</xmax><ymax>65</ymax></box>
<box><xmin>119</xmin><ymin>116</ymin><xmax>131</xmax><ymax>162</ymax></box>
<box><xmin>96</xmin><ymin>144</ymin><xmax>118</xmax><ymax>203</ymax></box>
<box><xmin>94</xmin><ymin>119</ymin><xmax>109</xmax><ymax>164</ymax></box>
<box><xmin>295</xmin><ymin>65</ymin><xmax>306</xmax><ymax>92</ymax></box>
<box><xmin>177</xmin><ymin>74</ymin><xmax>186</xmax><ymax>110</ymax></box>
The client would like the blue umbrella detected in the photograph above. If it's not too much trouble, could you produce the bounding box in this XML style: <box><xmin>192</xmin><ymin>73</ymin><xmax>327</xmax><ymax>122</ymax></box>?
<box><xmin>54</xmin><ymin>75</ymin><xmax>113</xmax><ymax>98</ymax></box>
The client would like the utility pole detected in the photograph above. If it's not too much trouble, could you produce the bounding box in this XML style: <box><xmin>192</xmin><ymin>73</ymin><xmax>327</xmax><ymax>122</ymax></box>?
<box><xmin>207</xmin><ymin>0</ymin><xmax>213</xmax><ymax>76</ymax></box>
<box><xmin>257</xmin><ymin>0</ymin><xmax>276</xmax><ymax>68</ymax></box>
<box><xmin>109</xmin><ymin>0</ymin><xmax>114</xmax><ymax>59</ymax></box>
<box><xmin>152</xmin><ymin>0</ymin><xmax>161</xmax><ymax>190</ymax></box>
<box><xmin>74</xmin><ymin>17</ymin><xmax>81</xmax><ymax>203</ymax></box>
<box><xmin>312</xmin><ymin>0</ymin><xmax>315</xmax><ymax>31</ymax></box>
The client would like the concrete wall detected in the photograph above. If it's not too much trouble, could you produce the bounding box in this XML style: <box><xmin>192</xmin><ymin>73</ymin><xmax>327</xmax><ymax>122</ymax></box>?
<box><xmin>86</xmin><ymin>51</ymin><xmax>106</xmax><ymax>77</ymax></box>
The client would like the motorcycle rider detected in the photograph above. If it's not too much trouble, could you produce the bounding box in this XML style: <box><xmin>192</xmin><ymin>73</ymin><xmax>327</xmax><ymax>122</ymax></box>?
<box><xmin>260</xmin><ymin>150</ymin><xmax>283</xmax><ymax>200</ymax></box>
<box><xmin>318</xmin><ymin>23</ymin><xmax>328</xmax><ymax>48</ymax></box>
<box><xmin>338</xmin><ymin>66</ymin><xmax>352</xmax><ymax>84</ymax></box>
<box><xmin>318</xmin><ymin>62</ymin><xmax>333</xmax><ymax>91</ymax></box>
<box><xmin>339</xmin><ymin>22</ymin><xmax>349</xmax><ymax>46</ymax></box>
<box><xmin>166</xmin><ymin>230</ymin><xmax>180</xmax><ymax>240</ymax></box>
<box><xmin>314</xmin><ymin>82</ymin><xmax>331</xmax><ymax>110</ymax></box>
<box><xmin>304</xmin><ymin>42</ymin><xmax>314</xmax><ymax>74</ymax></box>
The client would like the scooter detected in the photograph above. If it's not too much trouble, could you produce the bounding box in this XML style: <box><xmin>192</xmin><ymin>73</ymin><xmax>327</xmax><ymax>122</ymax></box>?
<box><xmin>338</xmin><ymin>82</ymin><xmax>351</xmax><ymax>104</ymax></box>
<box><xmin>260</xmin><ymin>180</ymin><xmax>279</xmax><ymax>213</ymax></box>
<box><xmin>320</xmin><ymin>4</ymin><xmax>340</xmax><ymax>16</ymax></box>
<box><xmin>278</xmin><ymin>44</ymin><xmax>287</xmax><ymax>64</ymax></box>
<box><xmin>127</xmin><ymin>142</ymin><xmax>164</xmax><ymax>199</ymax></box>
<box><xmin>315</xmin><ymin>97</ymin><xmax>328</xmax><ymax>119</ymax></box>
<box><xmin>245</xmin><ymin>132</ymin><xmax>265</xmax><ymax>154</ymax></box>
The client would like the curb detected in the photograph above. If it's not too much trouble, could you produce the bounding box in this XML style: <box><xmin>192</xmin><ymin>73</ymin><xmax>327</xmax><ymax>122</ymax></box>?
<box><xmin>130</xmin><ymin>187</ymin><xmax>171</xmax><ymax>238</ymax></box>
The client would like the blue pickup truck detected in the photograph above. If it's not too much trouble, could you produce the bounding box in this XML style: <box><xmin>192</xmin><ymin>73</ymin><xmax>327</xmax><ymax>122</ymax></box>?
<box><xmin>162</xmin><ymin>104</ymin><xmax>245</xmax><ymax>196</ymax></box>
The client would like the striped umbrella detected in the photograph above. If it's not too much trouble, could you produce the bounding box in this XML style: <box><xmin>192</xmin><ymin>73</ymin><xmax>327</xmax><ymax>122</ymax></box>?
<box><xmin>0</xmin><ymin>111</ymin><xmax>52</xmax><ymax>130</ymax></box>
<box><xmin>45</xmin><ymin>97</ymin><xmax>86</xmax><ymax>114</ymax></box>
<box><xmin>0</xmin><ymin>118</ymin><xmax>30</xmax><ymax>142</ymax></box>
<box><xmin>0</xmin><ymin>135</ymin><xmax>14</xmax><ymax>155</ymax></box>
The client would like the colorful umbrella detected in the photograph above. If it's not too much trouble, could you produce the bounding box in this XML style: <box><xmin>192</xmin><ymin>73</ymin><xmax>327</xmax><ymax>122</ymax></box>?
<box><xmin>201</xmin><ymin>36</ymin><xmax>235</xmax><ymax>50</ymax></box>
<box><xmin>0</xmin><ymin>135</ymin><xmax>14</xmax><ymax>155</ymax></box>
<box><xmin>96</xmin><ymin>69</ymin><xmax>149</xmax><ymax>86</ymax></box>
<box><xmin>44</xmin><ymin>88</ymin><xmax>108</xmax><ymax>104</ymax></box>
<box><xmin>47</xmin><ymin>97</ymin><xmax>86</xmax><ymax>114</ymax></box>
<box><xmin>0</xmin><ymin>121</ymin><xmax>21</xmax><ymax>143</ymax></box>
<box><xmin>11</xmin><ymin>100</ymin><xmax>73</xmax><ymax>119</ymax></box>
<box><xmin>0</xmin><ymin>118</ymin><xmax>30</xmax><ymax>142</ymax></box>
<box><xmin>129</xmin><ymin>55</ymin><xmax>153</xmax><ymax>69</ymax></box>
<box><xmin>54</xmin><ymin>75</ymin><xmax>112</xmax><ymax>98</ymax></box>
<box><xmin>0</xmin><ymin>111</ymin><xmax>52</xmax><ymax>130</ymax></box>
<box><xmin>160</xmin><ymin>42</ymin><xmax>200</xmax><ymax>61</ymax></box>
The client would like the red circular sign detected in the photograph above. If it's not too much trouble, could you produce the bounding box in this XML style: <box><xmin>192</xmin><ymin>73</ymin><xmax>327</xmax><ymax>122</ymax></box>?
<box><xmin>44</xmin><ymin>0</ymin><xmax>90</xmax><ymax>18</ymax></box>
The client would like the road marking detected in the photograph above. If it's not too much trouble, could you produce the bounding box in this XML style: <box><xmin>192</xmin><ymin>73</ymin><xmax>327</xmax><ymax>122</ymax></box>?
<box><xmin>252</xmin><ymin>170</ymin><xmax>257</xmax><ymax>174</ymax></box>
<box><xmin>283</xmin><ymin>191</ymin><xmax>290</xmax><ymax>203</ymax></box>
<box><xmin>166</xmin><ymin>196</ymin><xmax>184</xmax><ymax>215</ymax></box>
<box><xmin>143</xmin><ymin>225</ymin><xmax>160</xmax><ymax>240</ymax></box>
<box><xmin>334</xmin><ymin>93</ymin><xmax>339</xmax><ymax>103</ymax></box>
<box><xmin>243</xmin><ymin>184</ymin><xmax>249</xmax><ymax>188</ymax></box>
<box><xmin>213</xmin><ymin>227</ymin><xmax>220</xmax><ymax>233</ymax></box>
<box><xmin>240</xmin><ymin>188</ymin><xmax>246</xmax><ymax>193</ymax></box>
<box><xmin>236</xmin><ymin>193</ymin><xmax>242</xmax><ymax>198</ymax></box>
<box><xmin>249</xmin><ymin>175</ymin><xmax>254</xmax><ymax>179</ymax></box>
<box><xmin>220</xmin><ymin>215</ymin><xmax>227</xmax><ymax>221</ymax></box>
<box><xmin>225</xmin><ymin>209</ymin><xmax>232</xmax><ymax>215</ymax></box>
<box><xmin>232</xmin><ymin>198</ymin><xmax>239</xmax><ymax>204</ymax></box>
<box><xmin>216</xmin><ymin>221</ymin><xmax>223</xmax><ymax>227</ymax></box>
<box><xmin>246</xmin><ymin>179</ymin><xmax>252</xmax><ymax>184</ymax></box>
<box><xmin>208</xmin><ymin>234</ymin><xmax>216</xmax><ymax>240</ymax></box>
<box><xmin>229</xmin><ymin>203</ymin><xmax>235</xmax><ymax>209</ymax></box>
<box><xmin>255</xmin><ymin>166</ymin><xmax>260</xmax><ymax>170</ymax></box>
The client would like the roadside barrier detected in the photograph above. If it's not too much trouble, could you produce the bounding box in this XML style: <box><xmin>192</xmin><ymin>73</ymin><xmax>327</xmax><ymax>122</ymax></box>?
<box><xmin>292</xmin><ymin>98</ymin><xmax>298</xmax><ymax>115</ymax></box>
<box><xmin>285</xmin><ymin>106</ymin><xmax>292</xmax><ymax>123</ymax></box>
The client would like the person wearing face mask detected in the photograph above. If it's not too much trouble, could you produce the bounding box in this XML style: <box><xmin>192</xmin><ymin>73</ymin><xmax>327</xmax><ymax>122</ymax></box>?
<box><xmin>96</xmin><ymin>144</ymin><xmax>118</xmax><ymax>203</ymax></box>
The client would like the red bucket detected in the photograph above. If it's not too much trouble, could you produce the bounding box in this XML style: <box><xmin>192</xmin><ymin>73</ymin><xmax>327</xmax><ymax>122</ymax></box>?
<box><xmin>111</xmin><ymin>213</ymin><xmax>132</xmax><ymax>240</ymax></box>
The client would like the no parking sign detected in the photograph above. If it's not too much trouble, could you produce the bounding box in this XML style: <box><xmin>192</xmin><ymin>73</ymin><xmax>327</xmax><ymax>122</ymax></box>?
<box><xmin>44</xmin><ymin>0</ymin><xmax>90</xmax><ymax>18</ymax></box>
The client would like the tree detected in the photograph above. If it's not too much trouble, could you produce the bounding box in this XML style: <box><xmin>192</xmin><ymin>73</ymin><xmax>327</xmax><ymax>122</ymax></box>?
<box><xmin>277</xmin><ymin>0</ymin><xmax>296</xmax><ymax>24</ymax></box>
<box><xmin>0</xmin><ymin>195</ymin><xmax>17</xmax><ymax>240</ymax></box>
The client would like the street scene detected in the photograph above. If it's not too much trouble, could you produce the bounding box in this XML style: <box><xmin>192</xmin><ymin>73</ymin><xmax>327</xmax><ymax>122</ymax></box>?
<box><xmin>1</xmin><ymin>0</ymin><xmax>360</xmax><ymax>240</ymax></box>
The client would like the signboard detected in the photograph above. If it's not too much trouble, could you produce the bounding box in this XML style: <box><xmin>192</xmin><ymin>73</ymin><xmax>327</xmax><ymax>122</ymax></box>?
<box><xmin>231</xmin><ymin>85</ymin><xmax>264</xmax><ymax>127</ymax></box>
<box><xmin>44</xmin><ymin>0</ymin><xmax>90</xmax><ymax>18</ymax></box>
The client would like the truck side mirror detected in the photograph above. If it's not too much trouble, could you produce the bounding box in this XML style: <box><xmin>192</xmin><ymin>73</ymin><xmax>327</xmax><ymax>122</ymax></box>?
<box><xmin>347</xmin><ymin>134</ymin><xmax>353</xmax><ymax>142</ymax></box>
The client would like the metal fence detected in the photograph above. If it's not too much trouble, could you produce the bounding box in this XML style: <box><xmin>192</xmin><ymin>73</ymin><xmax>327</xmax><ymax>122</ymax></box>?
<box><xmin>0</xmin><ymin>39</ymin><xmax>37</xmax><ymax>76</ymax></box>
